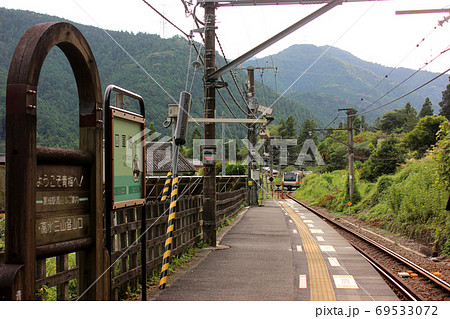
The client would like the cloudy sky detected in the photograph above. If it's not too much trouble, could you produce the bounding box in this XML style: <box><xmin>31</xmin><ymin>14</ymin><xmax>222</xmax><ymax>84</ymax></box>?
<box><xmin>2</xmin><ymin>0</ymin><xmax>450</xmax><ymax>73</ymax></box>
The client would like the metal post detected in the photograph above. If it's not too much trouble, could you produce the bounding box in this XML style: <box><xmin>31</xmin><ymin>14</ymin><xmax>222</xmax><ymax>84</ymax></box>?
<box><xmin>247</xmin><ymin>67</ymin><xmax>258</xmax><ymax>206</ymax></box>
<box><xmin>202</xmin><ymin>2</ymin><xmax>217</xmax><ymax>246</ymax></box>
<box><xmin>159</xmin><ymin>91</ymin><xmax>191</xmax><ymax>289</ymax></box>
<box><xmin>269</xmin><ymin>143</ymin><xmax>274</xmax><ymax>198</ymax></box>
<box><xmin>222</xmin><ymin>112</ymin><xmax>226</xmax><ymax>176</ymax></box>
<box><xmin>347</xmin><ymin>109</ymin><xmax>354</xmax><ymax>199</ymax></box>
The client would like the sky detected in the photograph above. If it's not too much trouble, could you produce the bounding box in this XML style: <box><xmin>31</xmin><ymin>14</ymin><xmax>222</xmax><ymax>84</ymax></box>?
<box><xmin>1</xmin><ymin>0</ymin><xmax>450</xmax><ymax>74</ymax></box>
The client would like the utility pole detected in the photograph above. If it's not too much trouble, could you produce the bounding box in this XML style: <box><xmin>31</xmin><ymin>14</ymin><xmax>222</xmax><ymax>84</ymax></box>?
<box><xmin>346</xmin><ymin>109</ymin><xmax>354</xmax><ymax>199</ymax></box>
<box><xmin>314</xmin><ymin>108</ymin><xmax>354</xmax><ymax>198</ymax></box>
<box><xmin>246</xmin><ymin>67</ymin><xmax>258</xmax><ymax>206</ymax></box>
<box><xmin>202</xmin><ymin>2</ymin><xmax>217</xmax><ymax>246</ymax></box>
<box><xmin>235</xmin><ymin>65</ymin><xmax>276</xmax><ymax>206</ymax></box>
<box><xmin>269</xmin><ymin>143</ymin><xmax>274</xmax><ymax>198</ymax></box>
<box><xmin>222</xmin><ymin>112</ymin><xmax>225</xmax><ymax>176</ymax></box>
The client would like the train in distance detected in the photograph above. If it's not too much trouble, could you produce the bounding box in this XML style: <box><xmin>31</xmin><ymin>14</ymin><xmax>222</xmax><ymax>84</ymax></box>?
<box><xmin>282</xmin><ymin>170</ymin><xmax>312</xmax><ymax>191</ymax></box>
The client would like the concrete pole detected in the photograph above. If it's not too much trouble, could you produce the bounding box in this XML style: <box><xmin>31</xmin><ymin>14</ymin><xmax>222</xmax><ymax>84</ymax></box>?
<box><xmin>347</xmin><ymin>110</ymin><xmax>354</xmax><ymax>199</ymax></box>
<box><xmin>247</xmin><ymin>67</ymin><xmax>258</xmax><ymax>206</ymax></box>
<box><xmin>202</xmin><ymin>3</ymin><xmax>217</xmax><ymax>246</ymax></box>
<box><xmin>222</xmin><ymin>112</ymin><xmax>225</xmax><ymax>176</ymax></box>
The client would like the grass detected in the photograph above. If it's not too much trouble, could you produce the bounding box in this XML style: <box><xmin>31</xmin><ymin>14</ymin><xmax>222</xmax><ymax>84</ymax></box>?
<box><xmin>36</xmin><ymin>253</ymin><xmax>78</xmax><ymax>300</ymax></box>
<box><xmin>147</xmin><ymin>240</ymin><xmax>207</xmax><ymax>287</ymax></box>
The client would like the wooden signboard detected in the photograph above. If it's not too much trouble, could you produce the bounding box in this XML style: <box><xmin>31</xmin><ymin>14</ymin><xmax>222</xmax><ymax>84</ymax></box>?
<box><xmin>3</xmin><ymin>22</ymin><xmax>106</xmax><ymax>300</ymax></box>
<box><xmin>35</xmin><ymin>164</ymin><xmax>90</xmax><ymax>246</ymax></box>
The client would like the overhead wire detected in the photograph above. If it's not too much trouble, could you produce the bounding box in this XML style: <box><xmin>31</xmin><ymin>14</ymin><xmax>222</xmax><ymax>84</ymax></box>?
<box><xmin>141</xmin><ymin>0</ymin><xmax>191</xmax><ymax>39</ymax></box>
<box><xmin>186</xmin><ymin>3</ymin><xmax>252</xmax><ymax>121</ymax></box>
<box><xmin>356</xmin><ymin>43</ymin><xmax>450</xmax><ymax>115</ymax></box>
<box><xmin>355</xmin><ymin>66</ymin><xmax>450</xmax><ymax>117</ymax></box>
<box><xmin>358</xmin><ymin>27</ymin><xmax>438</xmax><ymax>108</ymax></box>
<box><xmin>71</xmin><ymin>0</ymin><xmax>178</xmax><ymax>104</ymax></box>
<box><xmin>357</xmin><ymin>18</ymin><xmax>450</xmax><ymax>114</ymax></box>
<box><xmin>266</xmin><ymin>0</ymin><xmax>379</xmax><ymax>111</ymax></box>
<box><xmin>215</xmin><ymin>33</ymin><xmax>253</xmax><ymax>117</ymax></box>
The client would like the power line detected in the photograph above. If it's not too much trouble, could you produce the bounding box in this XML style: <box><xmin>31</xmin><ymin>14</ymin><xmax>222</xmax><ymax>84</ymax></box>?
<box><xmin>357</xmin><ymin>44</ymin><xmax>450</xmax><ymax>115</ymax></box>
<box><xmin>142</xmin><ymin>0</ymin><xmax>191</xmax><ymax>39</ymax></box>
<box><xmin>356</xmin><ymin>66</ymin><xmax>450</xmax><ymax>117</ymax></box>
<box><xmin>215</xmin><ymin>33</ymin><xmax>252</xmax><ymax>116</ymax></box>
<box><xmin>267</xmin><ymin>0</ymin><xmax>378</xmax><ymax>110</ymax></box>
<box><xmin>357</xmin><ymin>20</ymin><xmax>449</xmax><ymax>114</ymax></box>
<box><xmin>71</xmin><ymin>0</ymin><xmax>178</xmax><ymax>104</ymax></box>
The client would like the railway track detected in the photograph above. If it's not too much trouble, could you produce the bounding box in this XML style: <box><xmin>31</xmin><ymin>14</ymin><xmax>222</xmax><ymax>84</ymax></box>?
<box><xmin>284</xmin><ymin>192</ymin><xmax>450</xmax><ymax>301</ymax></box>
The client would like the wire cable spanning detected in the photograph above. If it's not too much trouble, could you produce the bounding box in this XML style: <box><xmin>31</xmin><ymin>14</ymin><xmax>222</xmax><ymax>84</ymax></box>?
<box><xmin>215</xmin><ymin>33</ymin><xmax>252</xmax><ymax>116</ymax></box>
<box><xmin>71</xmin><ymin>0</ymin><xmax>178</xmax><ymax>104</ymax></box>
<box><xmin>358</xmin><ymin>26</ymin><xmax>440</xmax><ymax>109</ymax></box>
<box><xmin>76</xmin><ymin>176</ymin><xmax>203</xmax><ymax>300</ymax></box>
<box><xmin>267</xmin><ymin>1</ymin><xmax>378</xmax><ymax>111</ymax></box>
<box><xmin>355</xmin><ymin>66</ymin><xmax>450</xmax><ymax>117</ymax></box>
<box><xmin>357</xmin><ymin>44</ymin><xmax>450</xmax><ymax>115</ymax></box>
<box><xmin>142</xmin><ymin>0</ymin><xmax>190</xmax><ymax>39</ymax></box>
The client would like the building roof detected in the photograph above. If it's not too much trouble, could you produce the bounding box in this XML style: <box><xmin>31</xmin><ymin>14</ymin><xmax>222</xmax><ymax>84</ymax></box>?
<box><xmin>146</xmin><ymin>142</ymin><xmax>196</xmax><ymax>174</ymax></box>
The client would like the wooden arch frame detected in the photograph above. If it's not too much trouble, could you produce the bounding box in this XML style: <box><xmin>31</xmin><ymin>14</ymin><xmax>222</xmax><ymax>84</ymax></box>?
<box><xmin>4</xmin><ymin>22</ymin><xmax>105</xmax><ymax>300</ymax></box>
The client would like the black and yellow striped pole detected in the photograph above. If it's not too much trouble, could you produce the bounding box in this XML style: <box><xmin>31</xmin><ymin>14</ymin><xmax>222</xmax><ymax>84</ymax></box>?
<box><xmin>158</xmin><ymin>91</ymin><xmax>191</xmax><ymax>290</ymax></box>
<box><xmin>161</xmin><ymin>172</ymin><xmax>172</xmax><ymax>202</ymax></box>
<box><xmin>159</xmin><ymin>174</ymin><xmax>179</xmax><ymax>289</ymax></box>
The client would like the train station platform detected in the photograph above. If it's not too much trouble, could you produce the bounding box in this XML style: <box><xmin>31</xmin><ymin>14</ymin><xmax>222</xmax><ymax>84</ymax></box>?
<box><xmin>149</xmin><ymin>199</ymin><xmax>398</xmax><ymax>301</ymax></box>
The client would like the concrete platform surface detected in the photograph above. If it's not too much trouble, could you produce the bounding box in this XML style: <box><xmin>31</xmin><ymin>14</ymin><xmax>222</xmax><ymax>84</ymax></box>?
<box><xmin>149</xmin><ymin>199</ymin><xmax>398</xmax><ymax>301</ymax></box>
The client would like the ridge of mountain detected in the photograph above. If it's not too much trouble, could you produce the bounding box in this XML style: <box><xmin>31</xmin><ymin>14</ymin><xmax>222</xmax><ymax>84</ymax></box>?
<box><xmin>250</xmin><ymin>44</ymin><xmax>448</xmax><ymax>122</ymax></box>
<box><xmin>0</xmin><ymin>7</ymin><xmax>314</xmax><ymax>150</ymax></box>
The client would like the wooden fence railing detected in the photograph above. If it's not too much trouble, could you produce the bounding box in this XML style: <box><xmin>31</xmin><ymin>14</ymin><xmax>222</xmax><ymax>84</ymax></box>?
<box><xmin>0</xmin><ymin>177</ymin><xmax>248</xmax><ymax>300</ymax></box>
<box><xmin>109</xmin><ymin>195</ymin><xmax>203</xmax><ymax>300</ymax></box>
<box><xmin>216</xmin><ymin>188</ymin><xmax>247</xmax><ymax>228</ymax></box>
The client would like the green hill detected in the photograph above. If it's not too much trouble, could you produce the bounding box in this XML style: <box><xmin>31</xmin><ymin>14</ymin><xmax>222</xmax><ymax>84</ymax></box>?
<box><xmin>252</xmin><ymin>44</ymin><xmax>448</xmax><ymax>123</ymax></box>
<box><xmin>0</xmin><ymin>7</ymin><xmax>315</xmax><ymax>150</ymax></box>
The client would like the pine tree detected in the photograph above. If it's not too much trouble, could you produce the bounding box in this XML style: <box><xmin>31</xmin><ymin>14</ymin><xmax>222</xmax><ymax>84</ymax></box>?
<box><xmin>419</xmin><ymin>97</ymin><xmax>434</xmax><ymax>118</ymax></box>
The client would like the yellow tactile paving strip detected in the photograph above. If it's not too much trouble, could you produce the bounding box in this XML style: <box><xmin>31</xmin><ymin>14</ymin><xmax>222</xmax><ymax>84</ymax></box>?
<box><xmin>280</xmin><ymin>201</ymin><xmax>336</xmax><ymax>301</ymax></box>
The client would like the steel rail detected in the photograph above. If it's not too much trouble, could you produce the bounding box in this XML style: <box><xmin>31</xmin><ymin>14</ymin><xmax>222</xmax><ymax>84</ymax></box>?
<box><xmin>285</xmin><ymin>193</ymin><xmax>450</xmax><ymax>298</ymax></box>
<box><xmin>359</xmin><ymin>253</ymin><xmax>420</xmax><ymax>301</ymax></box>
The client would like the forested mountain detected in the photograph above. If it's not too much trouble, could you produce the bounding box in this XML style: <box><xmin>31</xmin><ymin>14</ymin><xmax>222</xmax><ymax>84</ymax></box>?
<box><xmin>1</xmin><ymin>8</ymin><xmax>448</xmax><ymax>152</ymax></box>
<box><xmin>252</xmin><ymin>44</ymin><xmax>448</xmax><ymax>123</ymax></box>
<box><xmin>0</xmin><ymin>7</ymin><xmax>314</xmax><ymax>150</ymax></box>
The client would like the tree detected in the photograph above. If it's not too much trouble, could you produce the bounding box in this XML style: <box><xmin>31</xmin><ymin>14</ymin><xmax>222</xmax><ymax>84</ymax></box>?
<box><xmin>439</xmin><ymin>77</ymin><xmax>450</xmax><ymax>120</ymax></box>
<box><xmin>403</xmin><ymin>115</ymin><xmax>447</xmax><ymax>157</ymax></box>
<box><xmin>296</xmin><ymin>118</ymin><xmax>318</xmax><ymax>160</ymax></box>
<box><xmin>353</xmin><ymin>115</ymin><xmax>369</xmax><ymax>135</ymax></box>
<box><xmin>379</xmin><ymin>109</ymin><xmax>405</xmax><ymax>134</ymax></box>
<box><xmin>360</xmin><ymin>135</ymin><xmax>407</xmax><ymax>182</ymax></box>
<box><xmin>183</xmin><ymin>126</ymin><xmax>202</xmax><ymax>158</ymax></box>
<box><xmin>403</xmin><ymin>102</ymin><xmax>418</xmax><ymax>132</ymax></box>
<box><xmin>148</xmin><ymin>122</ymin><xmax>158</xmax><ymax>141</ymax></box>
<box><xmin>431</xmin><ymin>121</ymin><xmax>450</xmax><ymax>191</ymax></box>
<box><xmin>378</xmin><ymin>102</ymin><xmax>418</xmax><ymax>134</ymax></box>
<box><xmin>419</xmin><ymin>97</ymin><xmax>434</xmax><ymax>118</ymax></box>
<box><xmin>280</xmin><ymin>115</ymin><xmax>297</xmax><ymax>139</ymax></box>
<box><xmin>317</xmin><ymin>130</ymin><xmax>348</xmax><ymax>172</ymax></box>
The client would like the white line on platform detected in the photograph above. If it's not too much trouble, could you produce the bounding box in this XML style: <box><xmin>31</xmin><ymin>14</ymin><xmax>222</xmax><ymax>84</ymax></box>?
<box><xmin>299</xmin><ymin>275</ymin><xmax>307</xmax><ymax>289</ymax></box>
<box><xmin>328</xmin><ymin>257</ymin><xmax>340</xmax><ymax>267</ymax></box>
<box><xmin>319</xmin><ymin>245</ymin><xmax>336</xmax><ymax>252</ymax></box>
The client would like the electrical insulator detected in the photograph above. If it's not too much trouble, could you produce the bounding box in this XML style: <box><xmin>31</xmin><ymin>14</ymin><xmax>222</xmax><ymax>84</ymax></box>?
<box><xmin>174</xmin><ymin>91</ymin><xmax>192</xmax><ymax>146</ymax></box>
